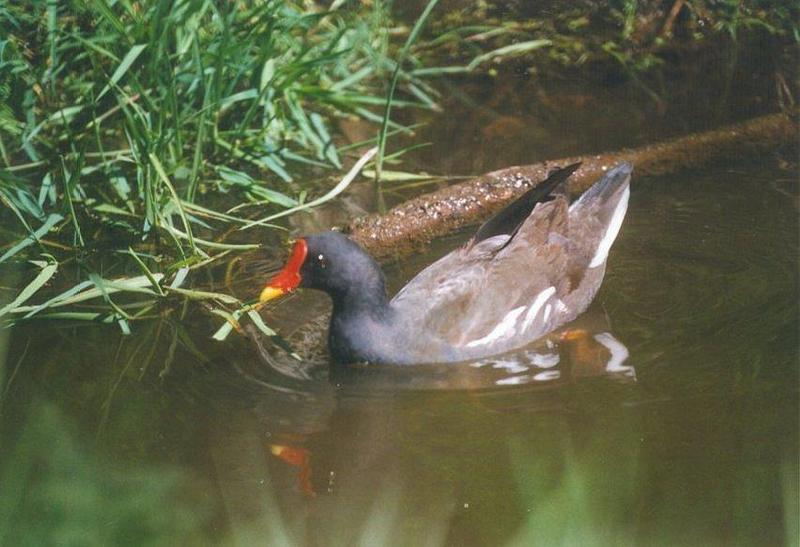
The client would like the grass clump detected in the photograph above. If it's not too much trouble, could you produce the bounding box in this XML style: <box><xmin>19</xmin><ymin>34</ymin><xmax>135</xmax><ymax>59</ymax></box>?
<box><xmin>0</xmin><ymin>0</ymin><xmax>440</xmax><ymax>337</ymax></box>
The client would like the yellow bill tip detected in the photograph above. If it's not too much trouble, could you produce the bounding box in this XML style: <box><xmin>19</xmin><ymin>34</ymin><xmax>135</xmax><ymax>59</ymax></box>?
<box><xmin>259</xmin><ymin>286</ymin><xmax>286</xmax><ymax>303</ymax></box>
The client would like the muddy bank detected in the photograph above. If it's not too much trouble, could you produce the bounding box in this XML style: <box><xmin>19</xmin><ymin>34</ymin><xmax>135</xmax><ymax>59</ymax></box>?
<box><xmin>348</xmin><ymin>113</ymin><xmax>796</xmax><ymax>259</ymax></box>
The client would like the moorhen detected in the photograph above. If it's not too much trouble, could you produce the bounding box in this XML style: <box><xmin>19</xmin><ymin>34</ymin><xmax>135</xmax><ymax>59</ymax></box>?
<box><xmin>260</xmin><ymin>162</ymin><xmax>632</xmax><ymax>365</ymax></box>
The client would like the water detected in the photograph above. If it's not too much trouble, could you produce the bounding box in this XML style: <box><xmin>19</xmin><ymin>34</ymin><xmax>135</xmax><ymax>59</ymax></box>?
<box><xmin>223</xmin><ymin>162</ymin><xmax>799</xmax><ymax>546</ymax></box>
<box><xmin>1</xmin><ymin>89</ymin><xmax>797</xmax><ymax>547</ymax></box>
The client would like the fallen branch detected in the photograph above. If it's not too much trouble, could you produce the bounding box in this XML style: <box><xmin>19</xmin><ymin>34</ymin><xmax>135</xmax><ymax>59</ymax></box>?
<box><xmin>348</xmin><ymin>113</ymin><xmax>796</xmax><ymax>259</ymax></box>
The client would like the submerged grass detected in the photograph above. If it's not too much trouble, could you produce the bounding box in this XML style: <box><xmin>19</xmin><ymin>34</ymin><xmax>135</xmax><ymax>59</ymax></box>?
<box><xmin>0</xmin><ymin>0</ymin><xmax>443</xmax><ymax>340</ymax></box>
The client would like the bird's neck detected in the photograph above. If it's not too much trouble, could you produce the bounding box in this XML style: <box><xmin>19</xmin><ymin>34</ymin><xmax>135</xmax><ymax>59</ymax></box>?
<box><xmin>330</xmin><ymin>277</ymin><xmax>391</xmax><ymax>320</ymax></box>
<box><xmin>327</xmin><ymin>278</ymin><xmax>395</xmax><ymax>365</ymax></box>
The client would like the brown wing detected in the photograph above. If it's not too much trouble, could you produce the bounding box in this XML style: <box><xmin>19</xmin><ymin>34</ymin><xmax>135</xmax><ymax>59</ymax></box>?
<box><xmin>391</xmin><ymin>197</ymin><xmax>572</xmax><ymax>349</ymax></box>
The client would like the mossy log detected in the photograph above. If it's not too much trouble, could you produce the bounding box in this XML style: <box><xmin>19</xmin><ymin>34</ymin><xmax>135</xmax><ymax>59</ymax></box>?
<box><xmin>347</xmin><ymin>113</ymin><xmax>796</xmax><ymax>259</ymax></box>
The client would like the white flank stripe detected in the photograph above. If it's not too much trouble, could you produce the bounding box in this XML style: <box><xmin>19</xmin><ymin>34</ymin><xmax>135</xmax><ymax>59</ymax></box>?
<box><xmin>589</xmin><ymin>185</ymin><xmax>630</xmax><ymax>268</ymax></box>
<box><xmin>542</xmin><ymin>303</ymin><xmax>552</xmax><ymax>324</ymax></box>
<box><xmin>466</xmin><ymin>306</ymin><xmax>526</xmax><ymax>348</ymax></box>
<box><xmin>521</xmin><ymin>286</ymin><xmax>556</xmax><ymax>332</ymax></box>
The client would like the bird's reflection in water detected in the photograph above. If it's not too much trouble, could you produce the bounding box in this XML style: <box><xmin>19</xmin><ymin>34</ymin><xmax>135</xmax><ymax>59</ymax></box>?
<box><xmin>468</xmin><ymin>326</ymin><xmax>633</xmax><ymax>386</ymax></box>
<box><xmin>207</xmin><ymin>310</ymin><xmax>637</xmax><ymax>543</ymax></box>
<box><xmin>219</xmin><ymin>305</ymin><xmax>634</xmax><ymax>504</ymax></box>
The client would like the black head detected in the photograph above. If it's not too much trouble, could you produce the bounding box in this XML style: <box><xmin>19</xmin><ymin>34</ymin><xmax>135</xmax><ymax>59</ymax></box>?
<box><xmin>260</xmin><ymin>231</ymin><xmax>388</xmax><ymax>308</ymax></box>
<box><xmin>299</xmin><ymin>232</ymin><xmax>386</xmax><ymax>300</ymax></box>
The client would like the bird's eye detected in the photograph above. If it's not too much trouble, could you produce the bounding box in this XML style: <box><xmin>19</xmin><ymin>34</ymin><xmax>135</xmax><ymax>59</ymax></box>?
<box><xmin>317</xmin><ymin>253</ymin><xmax>327</xmax><ymax>269</ymax></box>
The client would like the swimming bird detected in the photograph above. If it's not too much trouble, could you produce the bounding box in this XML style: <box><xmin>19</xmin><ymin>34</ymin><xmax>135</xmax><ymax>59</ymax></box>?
<box><xmin>259</xmin><ymin>162</ymin><xmax>632</xmax><ymax>365</ymax></box>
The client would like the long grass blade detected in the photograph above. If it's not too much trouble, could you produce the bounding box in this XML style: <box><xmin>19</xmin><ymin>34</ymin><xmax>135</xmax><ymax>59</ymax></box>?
<box><xmin>60</xmin><ymin>156</ymin><xmax>85</xmax><ymax>247</ymax></box>
<box><xmin>0</xmin><ymin>214</ymin><xmax>63</xmax><ymax>264</ymax></box>
<box><xmin>9</xmin><ymin>274</ymin><xmax>165</xmax><ymax>314</ymax></box>
<box><xmin>20</xmin><ymin>280</ymin><xmax>93</xmax><ymax>319</ymax></box>
<box><xmin>0</xmin><ymin>259</ymin><xmax>58</xmax><ymax>318</ymax></box>
<box><xmin>149</xmin><ymin>153</ymin><xmax>196</xmax><ymax>253</ymax></box>
<box><xmin>127</xmin><ymin>247</ymin><xmax>165</xmax><ymax>296</ymax></box>
<box><xmin>96</xmin><ymin>44</ymin><xmax>147</xmax><ymax>101</ymax></box>
<box><xmin>167</xmin><ymin>287</ymin><xmax>240</xmax><ymax>305</ymax></box>
<box><xmin>375</xmin><ymin>0</ymin><xmax>441</xmax><ymax>183</ymax></box>
<box><xmin>211</xmin><ymin>308</ymin><xmax>243</xmax><ymax>341</ymax></box>
<box><xmin>241</xmin><ymin>146</ymin><xmax>376</xmax><ymax>230</ymax></box>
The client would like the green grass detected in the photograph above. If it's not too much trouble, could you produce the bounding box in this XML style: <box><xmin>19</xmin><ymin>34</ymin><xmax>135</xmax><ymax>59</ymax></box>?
<box><xmin>0</xmin><ymin>0</ymin><xmax>442</xmax><ymax>339</ymax></box>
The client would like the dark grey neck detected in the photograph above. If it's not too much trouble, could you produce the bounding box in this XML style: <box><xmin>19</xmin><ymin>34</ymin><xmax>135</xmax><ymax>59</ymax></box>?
<box><xmin>329</xmin><ymin>276</ymin><xmax>391</xmax><ymax>320</ymax></box>
<box><xmin>327</xmin><ymin>277</ymin><xmax>395</xmax><ymax>365</ymax></box>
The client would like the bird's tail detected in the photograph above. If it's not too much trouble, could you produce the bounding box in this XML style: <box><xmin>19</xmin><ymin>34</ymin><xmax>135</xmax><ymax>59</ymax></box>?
<box><xmin>569</xmin><ymin>162</ymin><xmax>632</xmax><ymax>269</ymax></box>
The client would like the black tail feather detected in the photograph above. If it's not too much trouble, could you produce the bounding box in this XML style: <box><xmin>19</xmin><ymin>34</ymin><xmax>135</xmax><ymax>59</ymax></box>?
<box><xmin>469</xmin><ymin>162</ymin><xmax>581</xmax><ymax>246</ymax></box>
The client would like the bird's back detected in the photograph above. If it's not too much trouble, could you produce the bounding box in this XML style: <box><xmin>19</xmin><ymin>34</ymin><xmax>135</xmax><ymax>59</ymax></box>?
<box><xmin>390</xmin><ymin>163</ymin><xmax>632</xmax><ymax>363</ymax></box>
